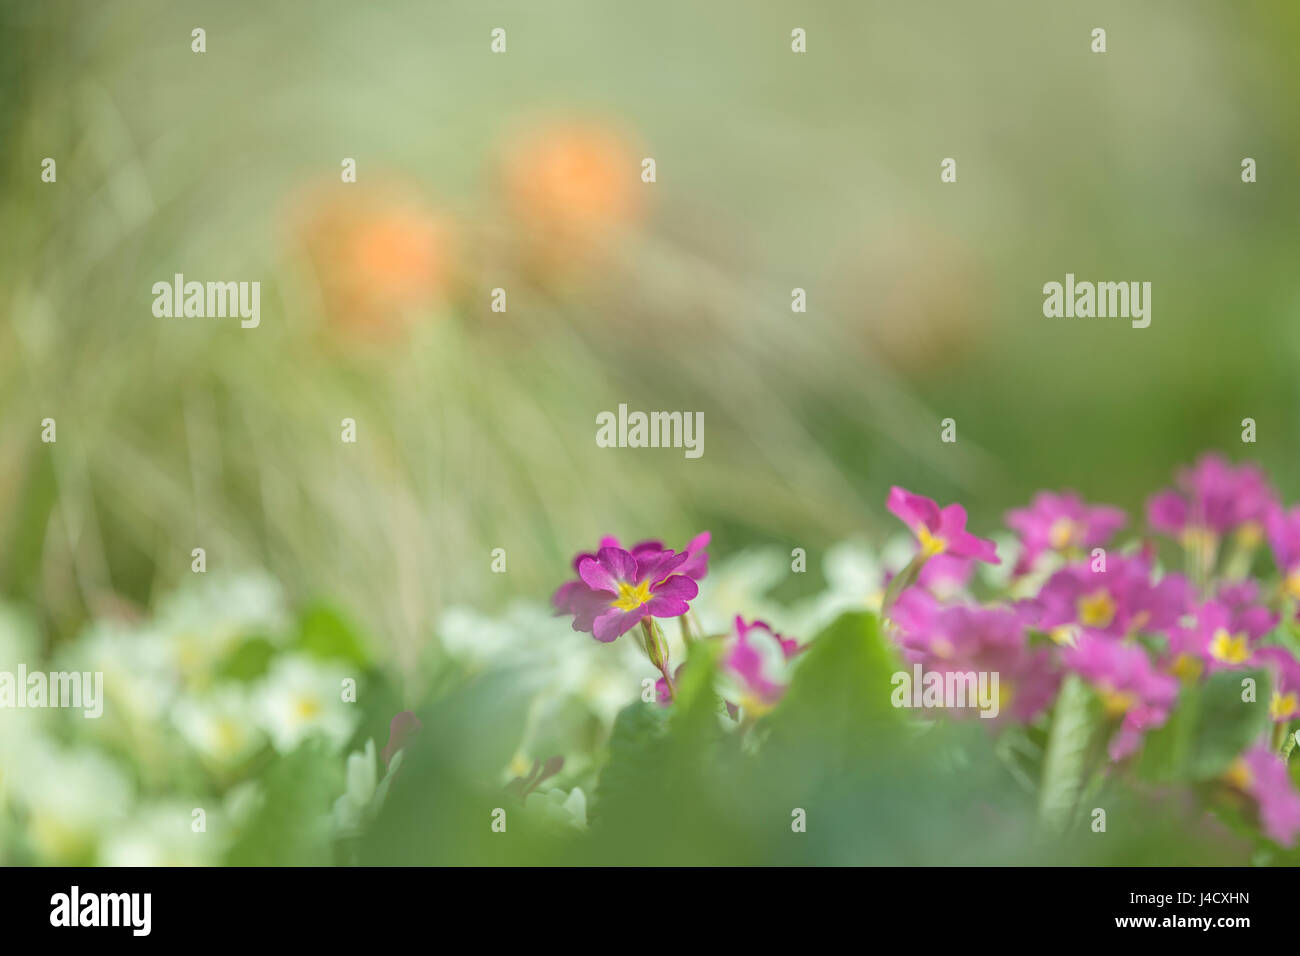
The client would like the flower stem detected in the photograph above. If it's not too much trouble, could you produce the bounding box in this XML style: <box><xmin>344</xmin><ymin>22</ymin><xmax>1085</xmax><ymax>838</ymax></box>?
<box><xmin>1272</xmin><ymin>720</ymin><xmax>1291</xmax><ymax>756</ymax></box>
<box><xmin>881</xmin><ymin>552</ymin><xmax>928</xmax><ymax>623</ymax></box>
<box><xmin>1222</xmin><ymin>525</ymin><xmax>1260</xmax><ymax>582</ymax></box>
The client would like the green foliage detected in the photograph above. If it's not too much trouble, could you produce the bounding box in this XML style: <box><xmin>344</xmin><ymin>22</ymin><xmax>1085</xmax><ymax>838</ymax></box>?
<box><xmin>764</xmin><ymin>610</ymin><xmax>904</xmax><ymax>759</ymax></box>
<box><xmin>216</xmin><ymin>636</ymin><xmax>276</xmax><ymax>681</ymax></box>
<box><xmin>225</xmin><ymin>738</ymin><xmax>343</xmax><ymax>866</ymax></box>
<box><xmin>1140</xmin><ymin>669</ymin><xmax>1272</xmax><ymax>782</ymax></box>
<box><xmin>296</xmin><ymin>604</ymin><xmax>372</xmax><ymax>667</ymax></box>
<box><xmin>589</xmin><ymin>700</ymin><xmax>670</xmax><ymax>831</ymax></box>
<box><xmin>361</xmin><ymin>665</ymin><xmax>572</xmax><ymax>866</ymax></box>
<box><xmin>350</xmin><ymin>608</ymin><xmax>1275</xmax><ymax>865</ymax></box>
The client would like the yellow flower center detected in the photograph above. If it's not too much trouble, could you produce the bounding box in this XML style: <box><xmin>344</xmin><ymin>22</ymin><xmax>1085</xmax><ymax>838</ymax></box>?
<box><xmin>916</xmin><ymin>525</ymin><xmax>947</xmax><ymax>557</ymax></box>
<box><xmin>1208</xmin><ymin>628</ymin><xmax>1250</xmax><ymax>664</ymax></box>
<box><xmin>612</xmin><ymin>579</ymin><xmax>653</xmax><ymax>612</ymax></box>
<box><xmin>1172</xmin><ymin>653</ymin><xmax>1203</xmax><ymax>682</ymax></box>
<box><xmin>294</xmin><ymin>696</ymin><xmax>322</xmax><ymax>720</ymax></box>
<box><xmin>508</xmin><ymin>752</ymin><xmax>532</xmax><ymax>777</ymax></box>
<box><xmin>1048</xmin><ymin>626</ymin><xmax>1078</xmax><ymax>647</ymax></box>
<box><xmin>1048</xmin><ymin>518</ymin><xmax>1081</xmax><ymax>550</ymax></box>
<box><xmin>1180</xmin><ymin>526</ymin><xmax>1217</xmax><ymax>563</ymax></box>
<box><xmin>1285</xmin><ymin>570</ymin><xmax>1300</xmax><ymax>602</ymax></box>
<box><xmin>1236</xmin><ymin>522</ymin><xmax>1263</xmax><ymax>549</ymax></box>
<box><xmin>1224</xmin><ymin>758</ymin><xmax>1253</xmax><ymax>791</ymax></box>
<box><xmin>1270</xmin><ymin>691</ymin><xmax>1299</xmax><ymax>721</ymax></box>
<box><xmin>1099</xmin><ymin>687</ymin><xmax>1138</xmax><ymax>717</ymax></box>
<box><xmin>215</xmin><ymin>719</ymin><xmax>243</xmax><ymax>756</ymax></box>
<box><xmin>1077</xmin><ymin>589</ymin><xmax>1117</xmax><ymax>629</ymax></box>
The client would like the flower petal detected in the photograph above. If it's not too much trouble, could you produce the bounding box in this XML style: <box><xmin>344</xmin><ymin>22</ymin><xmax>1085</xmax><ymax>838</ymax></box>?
<box><xmin>634</xmin><ymin>549</ymin><xmax>689</xmax><ymax>585</ymax></box>
<box><xmin>592</xmin><ymin>607</ymin><xmax>645</xmax><ymax>643</ymax></box>
<box><xmin>579</xmin><ymin>547</ymin><xmax>636</xmax><ymax>592</ymax></box>
<box><xmin>887</xmin><ymin>486</ymin><xmax>941</xmax><ymax>531</ymax></box>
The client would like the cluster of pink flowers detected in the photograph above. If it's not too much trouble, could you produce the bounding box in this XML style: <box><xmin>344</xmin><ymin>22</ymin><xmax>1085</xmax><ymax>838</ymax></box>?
<box><xmin>550</xmin><ymin>454</ymin><xmax>1300</xmax><ymax>847</ymax></box>
<box><xmin>885</xmin><ymin>454</ymin><xmax>1300</xmax><ymax>846</ymax></box>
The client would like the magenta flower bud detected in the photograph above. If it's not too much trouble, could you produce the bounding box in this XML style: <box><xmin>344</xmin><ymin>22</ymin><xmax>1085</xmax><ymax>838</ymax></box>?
<box><xmin>720</xmin><ymin>617</ymin><xmax>802</xmax><ymax>713</ymax></box>
<box><xmin>381</xmin><ymin>710</ymin><xmax>423</xmax><ymax>769</ymax></box>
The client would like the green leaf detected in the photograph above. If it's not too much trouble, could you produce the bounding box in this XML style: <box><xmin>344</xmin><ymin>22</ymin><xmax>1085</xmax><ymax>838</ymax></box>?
<box><xmin>592</xmin><ymin>637</ymin><xmax>721</xmax><ymax>827</ymax></box>
<box><xmin>1266</xmin><ymin>620</ymin><xmax>1300</xmax><ymax>659</ymax></box>
<box><xmin>1140</xmin><ymin>668</ymin><xmax>1271</xmax><ymax>782</ymax></box>
<box><xmin>360</xmin><ymin>667</ymin><xmax>559</xmax><ymax>865</ymax></box>
<box><xmin>296</xmin><ymin>604</ymin><xmax>371</xmax><ymax>666</ymax></box>
<box><xmin>1037</xmin><ymin>674</ymin><xmax>1104</xmax><ymax>833</ymax></box>
<box><xmin>425</xmin><ymin>665</ymin><xmax>545</xmax><ymax>782</ymax></box>
<box><xmin>590</xmin><ymin>699</ymin><xmax>670</xmax><ymax>828</ymax></box>
<box><xmin>764</xmin><ymin>611</ymin><xmax>904</xmax><ymax>761</ymax></box>
<box><xmin>224</xmin><ymin>737</ymin><xmax>342</xmax><ymax>865</ymax></box>
<box><xmin>215</xmin><ymin>635</ymin><xmax>275</xmax><ymax>681</ymax></box>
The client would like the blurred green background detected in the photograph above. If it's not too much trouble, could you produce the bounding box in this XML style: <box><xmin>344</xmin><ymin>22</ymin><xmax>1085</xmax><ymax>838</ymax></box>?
<box><xmin>2</xmin><ymin>0</ymin><xmax>1299</xmax><ymax>864</ymax></box>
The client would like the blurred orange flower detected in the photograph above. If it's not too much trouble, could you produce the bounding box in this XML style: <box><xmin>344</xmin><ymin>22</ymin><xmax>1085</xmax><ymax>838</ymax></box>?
<box><xmin>500</xmin><ymin>120</ymin><xmax>643</xmax><ymax>258</ymax></box>
<box><xmin>287</xmin><ymin>181</ymin><xmax>457</xmax><ymax>338</ymax></box>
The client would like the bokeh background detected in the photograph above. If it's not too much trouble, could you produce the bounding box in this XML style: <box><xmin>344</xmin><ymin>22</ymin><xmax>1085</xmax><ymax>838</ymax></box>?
<box><xmin>2</xmin><ymin>0</ymin><xmax>1299</xmax><ymax>864</ymax></box>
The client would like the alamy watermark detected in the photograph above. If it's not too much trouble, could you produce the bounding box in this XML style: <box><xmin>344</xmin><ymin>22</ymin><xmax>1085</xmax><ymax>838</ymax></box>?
<box><xmin>1042</xmin><ymin>273</ymin><xmax>1151</xmax><ymax>328</ymax></box>
<box><xmin>891</xmin><ymin>663</ymin><xmax>1000</xmax><ymax>719</ymax></box>
<box><xmin>0</xmin><ymin>666</ymin><xmax>103</xmax><ymax>718</ymax></box>
<box><xmin>596</xmin><ymin>404</ymin><xmax>703</xmax><ymax>459</ymax></box>
<box><xmin>152</xmin><ymin>273</ymin><xmax>260</xmax><ymax>328</ymax></box>
<box><xmin>50</xmin><ymin>886</ymin><xmax>151</xmax><ymax>936</ymax></box>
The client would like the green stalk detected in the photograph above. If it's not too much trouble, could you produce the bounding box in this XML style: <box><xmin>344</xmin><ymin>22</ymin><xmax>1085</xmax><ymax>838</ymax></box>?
<box><xmin>880</xmin><ymin>552</ymin><xmax>928</xmax><ymax>623</ymax></box>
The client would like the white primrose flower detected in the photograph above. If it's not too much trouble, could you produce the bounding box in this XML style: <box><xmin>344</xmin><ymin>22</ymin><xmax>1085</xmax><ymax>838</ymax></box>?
<box><xmin>172</xmin><ymin>683</ymin><xmax>266</xmax><ymax>769</ymax></box>
<box><xmin>10</xmin><ymin>745</ymin><xmax>132</xmax><ymax>864</ymax></box>
<box><xmin>59</xmin><ymin>616</ymin><xmax>178</xmax><ymax>728</ymax></box>
<box><xmin>156</xmin><ymin>573</ymin><xmax>291</xmax><ymax>683</ymax></box>
<box><xmin>255</xmin><ymin>654</ymin><xmax>358</xmax><ymax>753</ymax></box>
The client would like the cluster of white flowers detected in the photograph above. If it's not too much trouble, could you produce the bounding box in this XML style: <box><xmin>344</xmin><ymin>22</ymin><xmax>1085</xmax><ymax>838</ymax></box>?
<box><xmin>0</xmin><ymin>574</ymin><xmax>358</xmax><ymax>865</ymax></box>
